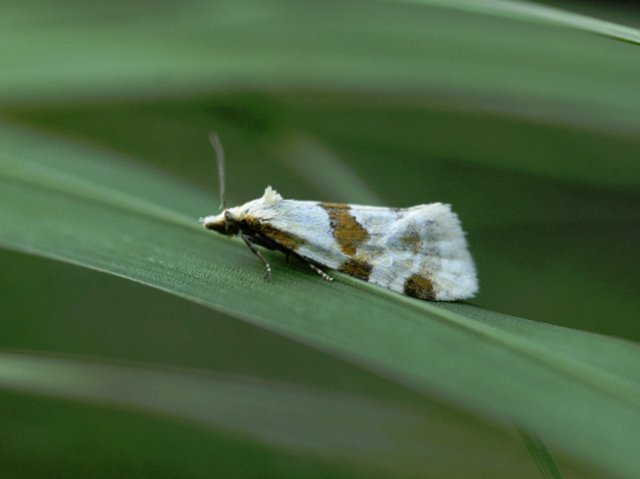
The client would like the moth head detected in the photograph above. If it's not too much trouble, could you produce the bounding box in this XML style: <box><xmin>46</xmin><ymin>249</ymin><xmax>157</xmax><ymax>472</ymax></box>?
<box><xmin>200</xmin><ymin>210</ymin><xmax>240</xmax><ymax>236</ymax></box>
<box><xmin>201</xmin><ymin>133</ymin><xmax>278</xmax><ymax>237</ymax></box>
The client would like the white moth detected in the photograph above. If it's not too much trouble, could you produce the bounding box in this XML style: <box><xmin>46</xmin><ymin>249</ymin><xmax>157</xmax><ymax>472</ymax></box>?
<box><xmin>200</xmin><ymin>133</ymin><xmax>478</xmax><ymax>301</ymax></box>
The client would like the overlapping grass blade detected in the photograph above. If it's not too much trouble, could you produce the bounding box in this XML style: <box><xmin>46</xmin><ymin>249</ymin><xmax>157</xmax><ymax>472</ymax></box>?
<box><xmin>1</xmin><ymin>0</ymin><xmax>639</xmax><ymax>134</ymax></box>
<box><xmin>0</xmin><ymin>350</ymin><xmax>465</xmax><ymax>477</ymax></box>
<box><xmin>401</xmin><ymin>0</ymin><xmax>640</xmax><ymax>45</ymax></box>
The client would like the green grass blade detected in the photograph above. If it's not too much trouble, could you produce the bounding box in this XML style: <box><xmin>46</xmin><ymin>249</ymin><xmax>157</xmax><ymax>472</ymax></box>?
<box><xmin>9</xmin><ymin>94</ymin><xmax>638</xmax><ymax>345</ymax></box>
<box><xmin>0</xmin><ymin>350</ymin><xmax>460</xmax><ymax>477</ymax></box>
<box><xmin>2</xmin><ymin>1</ymin><xmax>639</xmax><ymax>134</ymax></box>
<box><xmin>1</xmin><ymin>124</ymin><xmax>640</xmax><ymax>478</ymax></box>
<box><xmin>402</xmin><ymin>0</ymin><xmax>640</xmax><ymax>45</ymax></box>
<box><xmin>517</xmin><ymin>426</ymin><xmax>564</xmax><ymax>479</ymax></box>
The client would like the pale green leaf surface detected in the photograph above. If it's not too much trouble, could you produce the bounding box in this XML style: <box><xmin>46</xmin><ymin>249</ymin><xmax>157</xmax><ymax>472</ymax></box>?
<box><xmin>1</xmin><ymin>124</ymin><xmax>640</xmax><ymax>478</ymax></box>
<box><xmin>1</xmin><ymin>0</ymin><xmax>640</xmax><ymax>135</ymax></box>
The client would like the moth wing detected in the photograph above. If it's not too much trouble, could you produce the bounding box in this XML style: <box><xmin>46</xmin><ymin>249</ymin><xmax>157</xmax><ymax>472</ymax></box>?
<box><xmin>251</xmin><ymin>199</ymin><xmax>349</xmax><ymax>269</ymax></box>
<box><xmin>247</xmin><ymin>197</ymin><xmax>477</xmax><ymax>301</ymax></box>
<box><xmin>352</xmin><ymin>203</ymin><xmax>478</xmax><ymax>301</ymax></box>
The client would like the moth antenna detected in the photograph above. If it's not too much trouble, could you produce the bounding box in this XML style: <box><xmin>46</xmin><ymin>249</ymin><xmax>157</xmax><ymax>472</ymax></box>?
<box><xmin>208</xmin><ymin>131</ymin><xmax>226</xmax><ymax>210</ymax></box>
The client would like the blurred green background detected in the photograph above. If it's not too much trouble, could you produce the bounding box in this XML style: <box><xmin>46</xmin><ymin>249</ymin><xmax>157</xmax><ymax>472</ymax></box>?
<box><xmin>1</xmin><ymin>1</ymin><xmax>639</xmax><ymax>478</ymax></box>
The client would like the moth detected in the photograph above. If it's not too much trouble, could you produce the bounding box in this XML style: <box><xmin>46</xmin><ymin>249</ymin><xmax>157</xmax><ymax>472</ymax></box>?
<box><xmin>200</xmin><ymin>133</ymin><xmax>478</xmax><ymax>301</ymax></box>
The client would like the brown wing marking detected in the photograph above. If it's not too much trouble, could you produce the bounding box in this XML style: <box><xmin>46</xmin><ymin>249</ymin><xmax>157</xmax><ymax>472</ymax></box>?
<box><xmin>243</xmin><ymin>217</ymin><xmax>306</xmax><ymax>252</ymax></box>
<box><xmin>338</xmin><ymin>257</ymin><xmax>373</xmax><ymax>281</ymax></box>
<box><xmin>320</xmin><ymin>203</ymin><xmax>369</xmax><ymax>257</ymax></box>
<box><xmin>403</xmin><ymin>274</ymin><xmax>436</xmax><ymax>300</ymax></box>
<box><xmin>399</xmin><ymin>229</ymin><xmax>422</xmax><ymax>254</ymax></box>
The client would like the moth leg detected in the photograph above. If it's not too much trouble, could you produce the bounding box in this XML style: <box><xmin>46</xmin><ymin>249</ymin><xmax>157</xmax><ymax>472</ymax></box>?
<box><xmin>307</xmin><ymin>262</ymin><xmax>334</xmax><ymax>282</ymax></box>
<box><xmin>242</xmin><ymin>234</ymin><xmax>272</xmax><ymax>280</ymax></box>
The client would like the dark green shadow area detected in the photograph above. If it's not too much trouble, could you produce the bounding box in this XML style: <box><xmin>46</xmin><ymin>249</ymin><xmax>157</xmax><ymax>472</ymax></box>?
<box><xmin>0</xmin><ymin>389</ymin><xmax>387</xmax><ymax>479</ymax></box>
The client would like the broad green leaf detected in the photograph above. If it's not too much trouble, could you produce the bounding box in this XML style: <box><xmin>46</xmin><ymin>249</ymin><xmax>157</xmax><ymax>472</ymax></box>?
<box><xmin>2</xmin><ymin>0</ymin><xmax>640</xmax><ymax>134</ymax></box>
<box><xmin>1</xmin><ymin>123</ymin><xmax>640</xmax><ymax>478</ymax></box>
<box><xmin>8</xmin><ymin>91</ymin><xmax>640</xmax><ymax>342</ymax></box>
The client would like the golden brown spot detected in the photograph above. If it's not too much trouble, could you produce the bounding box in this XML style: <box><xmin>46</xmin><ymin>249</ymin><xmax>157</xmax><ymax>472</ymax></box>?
<box><xmin>320</xmin><ymin>203</ymin><xmax>369</xmax><ymax>257</ymax></box>
<box><xmin>400</xmin><ymin>229</ymin><xmax>422</xmax><ymax>254</ymax></box>
<box><xmin>403</xmin><ymin>274</ymin><xmax>436</xmax><ymax>301</ymax></box>
<box><xmin>339</xmin><ymin>258</ymin><xmax>373</xmax><ymax>281</ymax></box>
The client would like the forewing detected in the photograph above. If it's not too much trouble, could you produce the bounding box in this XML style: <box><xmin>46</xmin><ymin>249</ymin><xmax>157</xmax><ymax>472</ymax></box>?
<box><xmin>352</xmin><ymin>203</ymin><xmax>478</xmax><ymax>301</ymax></box>
<box><xmin>248</xmin><ymin>198</ymin><xmax>477</xmax><ymax>301</ymax></box>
